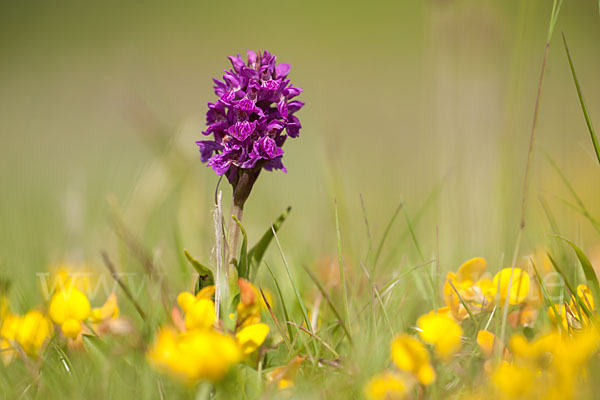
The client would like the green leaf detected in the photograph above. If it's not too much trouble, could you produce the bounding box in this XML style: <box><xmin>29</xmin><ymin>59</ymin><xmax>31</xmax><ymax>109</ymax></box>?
<box><xmin>184</xmin><ymin>250</ymin><xmax>215</xmax><ymax>292</ymax></box>
<box><xmin>547</xmin><ymin>252</ymin><xmax>594</xmax><ymax>320</ymax></box>
<box><xmin>552</xmin><ymin>235</ymin><xmax>600</xmax><ymax>313</ymax></box>
<box><xmin>546</xmin><ymin>154</ymin><xmax>600</xmax><ymax>235</ymax></box>
<box><xmin>248</xmin><ymin>206</ymin><xmax>291</xmax><ymax>279</ymax></box>
<box><xmin>232</xmin><ymin>216</ymin><xmax>249</xmax><ymax>279</ymax></box>
<box><xmin>82</xmin><ymin>334</ymin><xmax>109</xmax><ymax>362</ymax></box>
<box><xmin>562</xmin><ymin>33</ymin><xmax>600</xmax><ymax>166</ymax></box>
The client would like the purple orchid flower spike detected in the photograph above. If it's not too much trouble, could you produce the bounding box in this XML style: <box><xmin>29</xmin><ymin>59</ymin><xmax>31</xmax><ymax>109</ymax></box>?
<box><xmin>196</xmin><ymin>50</ymin><xmax>303</xmax><ymax>207</ymax></box>
<box><xmin>196</xmin><ymin>50</ymin><xmax>304</xmax><ymax>263</ymax></box>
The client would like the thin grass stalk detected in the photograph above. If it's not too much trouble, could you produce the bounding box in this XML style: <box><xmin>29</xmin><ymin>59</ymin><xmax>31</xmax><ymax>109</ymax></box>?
<box><xmin>214</xmin><ymin>191</ymin><xmax>224</xmax><ymax>318</ymax></box>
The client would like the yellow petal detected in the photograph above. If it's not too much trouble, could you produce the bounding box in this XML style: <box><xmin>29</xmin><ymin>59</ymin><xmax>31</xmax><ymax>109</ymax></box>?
<box><xmin>68</xmin><ymin>289</ymin><xmax>91</xmax><ymax>321</ymax></box>
<box><xmin>90</xmin><ymin>293</ymin><xmax>119</xmax><ymax>323</ymax></box>
<box><xmin>0</xmin><ymin>313</ymin><xmax>21</xmax><ymax>340</ymax></box>
<box><xmin>390</xmin><ymin>334</ymin><xmax>435</xmax><ymax>385</ymax></box>
<box><xmin>195</xmin><ymin>285</ymin><xmax>216</xmax><ymax>300</ymax></box>
<box><xmin>416</xmin><ymin>364</ymin><xmax>436</xmax><ymax>386</ymax></box>
<box><xmin>235</xmin><ymin>323</ymin><xmax>269</xmax><ymax>355</ymax></box>
<box><xmin>475</xmin><ymin>278</ymin><xmax>494</xmax><ymax>301</ymax></box>
<box><xmin>147</xmin><ymin>326</ymin><xmax>179</xmax><ymax>371</ymax></box>
<box><xmin>1</xmin><ymin>339</ymin><xmax>17</xmax><ymax>366</ymax></box>
<box><xmin>476</xmin><ymin>330</ymin><xmax>495</xmax><ymax>357</ymax></box>
<box><xmin>185</xmin><ymin>298</ymin><xmax>216</xmax><ymax>330</ymax></box>
<box><xmin>547</xmin><ymin>304</ymin><xmax>569</xmax><ymax>331</ymax></box>
<box><xmin>175</xmin><ymin>329</ymin><xmax>241</xmax><ymax>383</ymax></box>
<box><xmin>576</xmin><ymin>284</ymin><xmax>595</xmax><ymax>311</ymax></box>
<box><xmin>457</xmin><ymin>257</ymin><xmax>487</xmax><ymax>284</ymax></box>
<box><xmin>0</xmin><ymin>296</ymin><xmax>8</xmax><ymax>319</ymax></box>
<box><xmin>49</xmin><ymin>292</ymin><xmax>69</xmax><ymax>325</ymax></box>
<box><xmin>443</xmin><ymin>272</ymin><xmax>466</xmax><ymax>320</ymax></box>
<box><xmin>15</xmin><ymin>310</ymin><xmax>53</xmax><ymax>356</ymax></box>
<box><xmin>61</xmin><ymin>318</ymin><xmax>82</xmax><ymax>339</ymax></box>
<box><xmin>417</xmin><ymin>312</ymin><xmax>462</xmax><ymax>361</ymax></box>
<box><xmin>365</xmin><ymin>371</ymin><xmax>408</xmax><ymax>400</ymax></box>
<box><xmin>266</xmin><ymin>356</ymin><xmax>304</xmax><ymax>390</ymax></box>
<box><xmin>492</xmin><ymin>268</ymin><xmax>530</xmax><ymax>305</ymax></box>
<box><xmin>177</xmin><ymin>292</ymin><xmax>196</xmax><ymax>313</ymax></box>
<box><xmin>491</xmin><ymin>362</ymin><xmax>535</xmax><ymax>397</ymax></box>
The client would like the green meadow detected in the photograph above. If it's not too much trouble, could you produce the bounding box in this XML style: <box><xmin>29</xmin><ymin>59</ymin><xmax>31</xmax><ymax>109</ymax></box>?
<box><xmin>1</xmin><ymin>0</ymin><xmax>600</xmax><ymax>398</ymax></box>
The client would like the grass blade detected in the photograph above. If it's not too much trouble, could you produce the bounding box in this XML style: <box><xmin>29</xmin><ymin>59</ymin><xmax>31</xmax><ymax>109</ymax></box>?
<box><xmin>552</xmin><ymin>235</ymin><xmax>600</xmax><ymax>312</ymax></box>
<box><xmin>270</xmin><ymin>225</ymin><xmax>315</xmax><ymax>342</ymax></box>
<box><xmin>546</xmin><ymin>154</ymin><xmax>600</xmax><ymax>234</ymax></box>
<box><xmin>529</xmin><ymin>257</ymin><xmax>555</xmax><ymax>310</ymax></box>
<box><xmin>259</xmin><ymin>287</ymin><xmax>292</xmax><ymax>350</ymax></box>
<box><xmin>547</xmin><ymin>252</ymin><xmax>594</xmax><ymax>320</ymax></box>
<box><xmin>539</xmin><ymin>194</ymin><xmax>560</xmax><ymax>234</ymax></box>
<box><xmin>301</xmin><ymin>264</ymin><xmax>352</xmax><ymax>343</ymax></box>
<box><xmin>248</xmin><ymin>206</ymin><xmax>291</xmax><ymax>279</ymax></box>
<box><xmin>372</xmin><ymin>202</ymin><xmax>403</xmax><ymax>273</ymax></box>
<box><xmin>286</xmin><ymin>321</ymin><xmax>340</xmax><ymax>358</ymax></box>
<box><xmin>519</xmin><ymin>0</ymin><xmax>562</xmax><ymax>229</ymax></box>
<box><xmin>334</xmin><ymin>200</ymin><xmax>351</xmax><ymax>335</ymax></box>
<box><xmin>562</xmin><ymin>33</ymin><xmax>599</xmax><ymax>165</ymax></box>
<box><xmin>403</xmin><ymin>206</ymin><xmax>425</xmax><ymax>262</ymax></box>
<box><xmin>264</xmin><ymin>261</ymin><xmax>294</xmax><ymax>344</ymax></box>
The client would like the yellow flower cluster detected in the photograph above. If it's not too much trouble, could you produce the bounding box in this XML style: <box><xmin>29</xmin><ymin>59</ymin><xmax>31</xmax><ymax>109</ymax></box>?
<box><xmin>48</xmin><ymin>270</ymin><xmax>119</xmax><ymax>339</ymax></box>
<box><xmin>366</xmin><ymin>257</ymin><xmax>539</xmax><ymax>399</ymax></box>
<box><xmin>1</xmin><ymin>266</ymin><xmax>120</xmax><ymax>366</ymax></box>
<box><xmin>147</xmin><ymin>279</ymin><xmax>270</xmax><ymax>385</ymax></box>
<box><xmin>442</xmin><ymin>258</ymin><xmax>530</xmax><ymax>320</ymax></box>
<box><xmin>366</xmin><ymin>255</ymin><xmax>600</xmax><ymax>400</ymax></box>
<box><xmin>491</xmin><ymin>328</ymin><xmax>600</xmax><ymax>399</ymax></box>
<box><xmin>366</xmin><ymin>311</ymin><xmax>463</xmax><ymax>399</ymax></box>
<box><xmin>0</xmin><ymin>297</ymin><xmax>53</xmax><ymax>365</ymax></box>
<box><xmin>548</xmin><ymin>283</ymin><xmax>595</xmax><ymax>331</ymax></box>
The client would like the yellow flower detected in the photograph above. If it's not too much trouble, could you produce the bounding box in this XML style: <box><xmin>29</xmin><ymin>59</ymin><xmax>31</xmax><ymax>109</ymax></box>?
<box><xmin>147</xmin><ymin>325</ymin><xmax>241</xmax><ymax>384</ymax></box>
<box><xmin>492</xmin><ymin>268</ymin><xmax>530</xmax><ymax>306</ymax></box>
<box><xmin>0</xmin><ymin>296</ymin><xmax>8</xmax><ymax>319</ymax></box>
<box><xmin>236</xmin><ymin>279</ymin><xmax>263</xmax><ymax>328</ymax></box>
<box><xmin>177</xmin><ymin>287</ymin><xmax>216</xmax><ymax>331</ymax></box>
<box><xmin>456</xmin><ymin>257</ymin><xmax>488</xmax><ymax>286</ymax></box>
<box><xmin>417</xmin><ymin>311</ymin><xmax>462</xmax><ymax>361</ymax></box>
<box><xmin>365</xmin><ymin>371</ymin><xmax>408</xmax><ymax>400</ymax></box>
<box><xmin>573</xmin><ymin>284</ymin><xmax>595</xmax><ymax>312</ymax></box>
<box><xmin>548</xmin><ymin>288</ymin><xmax>594</xmax><ymax>331</ymax></box>
<box><xmin>547</xmin><ymin>304</ymin><xmax>570</xmax><ymax>331</ymax></box>
<box><xmin>491</xmin><ymin>361</ymin><xmax>535</xmax><ymax>398</ymax></box>
<box><xmin>391</xmin><ymin>334</ymin><xmax>435</xmax><ymax>385</ymax></box>
<box><xmin>476</xmin><ymin>330</ymin><xmax>495</xmax><ymax>357</ymax></box>
<box><xmin>504</xmin><ymin>328</ymin><xmax>600</xmax><ymax>399</ymax></box>
<box><xmin>15</xmin><ymin>310</ymin><xmax>53</xmax><ymax>357</ymax></box>
<box><xmin>49</xmin><ymin>288</ymin><xmax>91</xmax><ymax>339</ymax></box>
<box><xmin>90</xmin><ymin>293</ymin><xmax>119</xmax><ymax>323</ymax></box>
<box><xmin>508</xmin><ymin>304</ymin><xmax>538</xmax><ymax>328</ymax></box>
<box><xmin>235</xmin><ymin>322</ymin><xmax>269</xmax><ymax>355</ymax></box>
<box><xmin>1</xmin><ymin>312</ymin><xmax>21</xmax><ymax>365</ymax></box>
<box><xmin>267</xmin><ymin>356</ymin><xmax>304</xmax><ymax>390</ymax></box>
<box><xmin>47</xmin><ymin>264</ymin><xmax>98</xmax><ymax>294</ymax></box>
<box><xmin>177</xmin><ymin>292</ymin><xmax>216</xmax><ymax>330</ymax></box>
<box><xmin>1</xmin><ymin>310</ymin><xmax>53</xmax><ymax>363</ymax></box>
<box><xmin>443</xmin><ymin>257</ymin><xmax>492</xmax><ymax>320</ymax></box>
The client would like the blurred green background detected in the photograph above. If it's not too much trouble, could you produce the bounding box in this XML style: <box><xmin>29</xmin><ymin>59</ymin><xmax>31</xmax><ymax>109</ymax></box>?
<box><xmin>1</xmin><ymin>0</ymin><xmax>599</xmax><ymax>310</ymax></box>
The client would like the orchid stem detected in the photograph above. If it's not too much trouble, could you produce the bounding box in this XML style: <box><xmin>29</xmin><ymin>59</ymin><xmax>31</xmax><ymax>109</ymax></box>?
<box><xmin>227</xmin><ymin>202</ymin><xmax>244</xmax><ymax>266</ymax></box>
